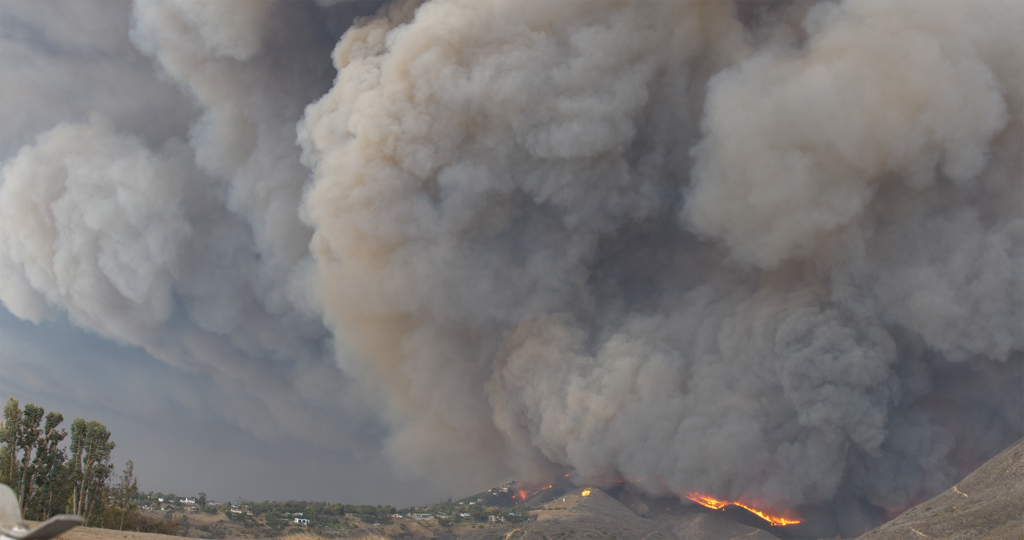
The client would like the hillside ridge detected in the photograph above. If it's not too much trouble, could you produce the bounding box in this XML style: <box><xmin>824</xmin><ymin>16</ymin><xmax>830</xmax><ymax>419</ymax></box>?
<box><xmin>857</xmin><ymin>437</ymin><xmax>1024</xmax><ymax>540</ymax></box>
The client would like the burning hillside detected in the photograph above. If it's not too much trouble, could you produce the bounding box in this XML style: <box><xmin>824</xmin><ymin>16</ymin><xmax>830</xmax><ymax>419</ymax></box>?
<box><xmin>514</xmin><ymin>484</ymin><xmax>556</xmax><ymax>505</ymax></box>
<box><xmin>686</xmin><ymin>492</ymin><xmax>802</xmax><ymax>527</ymax></box>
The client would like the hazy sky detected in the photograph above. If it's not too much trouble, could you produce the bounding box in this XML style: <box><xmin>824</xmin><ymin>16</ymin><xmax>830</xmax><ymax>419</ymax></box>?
<box><xmin>0</xmin><ymin>305</ymin><xmax>448</xmax><ymax>506</ymax></box>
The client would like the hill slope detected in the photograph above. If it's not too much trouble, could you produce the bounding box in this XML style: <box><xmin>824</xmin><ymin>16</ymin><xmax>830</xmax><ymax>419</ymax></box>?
<box><xmin>857</xmin><ymin>437</ymin><xmax>1024</xmax><ymax>540</ymax></box>
<box><xmin>455</xmin><ymin>487</ymin><xmax>780</xmax><ymax>540</ymax></box>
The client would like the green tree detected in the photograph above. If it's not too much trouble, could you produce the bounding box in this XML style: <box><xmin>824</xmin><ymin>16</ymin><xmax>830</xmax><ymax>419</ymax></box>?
<box><xmin>197</xmin><ymin>492</ymin><xmax>207</xmax><ymax>508</ymax></box>
<box><xmin>0</xmin><ymin>398</ymin><xmax>22</xmax><ymax>487</ymax></box>
<box><xmin>2</xmin><ymin>397</ymin><xmax>141</xmax><ymax>531</ymax></box>
<box><xmin>112</xmin><ymin>460</ymin><xmax>139</xmax><ymax>530</ymax></box>
<box><xmin>15</xmin><ymin>403</ymin><xmax>45</xmax><ymax>513</ymax></box>
<box><xmin>0</xmin><ymin>400</ymin><xmax>47</xmax><ymax>515</ymax></box>
<box><xmin>24</xmin><ymin>411</ymin><xmax>68</xmax><ymax>520</ymax></box>
<box><xmin>67</xmin><ymin>418</ymin><xmax>115</xmax><ymax>524</ymax></box>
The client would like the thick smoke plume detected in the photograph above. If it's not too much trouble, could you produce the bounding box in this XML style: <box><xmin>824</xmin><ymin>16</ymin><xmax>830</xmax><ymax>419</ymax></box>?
<box><xmin>2</xmin><ymin>0</ymin><xmax>1021</xmax><ymax>536</ymax></box>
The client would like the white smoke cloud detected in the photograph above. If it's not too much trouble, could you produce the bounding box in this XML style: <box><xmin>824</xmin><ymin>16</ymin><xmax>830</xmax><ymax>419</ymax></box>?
<box><xmin>0</xmin><ymin>117</ymin><xmax>189</xmax><ymax>331</ymax></box>
<box><xmin>685</xmin><ymin>0</ymin><xmax>1017</xmax><ymax>268</ymax></box>
<box><xmin>1</xmin><ymin>0</ymin><xmax>1020</xmax><ymax>536</ymax></box>
<box><xmin>0</xmin><ymin>0</ymin><xmax>384</xmax><ymax>450</ymax></box>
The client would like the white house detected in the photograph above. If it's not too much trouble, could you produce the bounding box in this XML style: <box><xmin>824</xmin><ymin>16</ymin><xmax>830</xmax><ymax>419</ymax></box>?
<box><xmin>410</xmin><ymin>513</ymin><xmax>433</xmax><ymax>520</ymax></box>
<box><xmin>294</xmin><ymin>518</ymin><xmax>309</xmax><ymax>525</ymax></box>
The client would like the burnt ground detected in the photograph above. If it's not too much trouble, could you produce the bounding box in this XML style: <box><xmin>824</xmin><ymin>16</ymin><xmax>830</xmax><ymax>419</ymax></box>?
<box><xmin>613</xmin><ymin>487</ymin><xmax>785</xmax><ymax>540</ymax></box>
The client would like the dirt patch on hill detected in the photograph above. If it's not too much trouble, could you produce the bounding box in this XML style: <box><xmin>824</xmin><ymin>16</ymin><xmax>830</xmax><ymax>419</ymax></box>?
<box><xmin>39</xmin><ymin>523</ymin><xmax>190</xmax><ymax>540</ymax></box>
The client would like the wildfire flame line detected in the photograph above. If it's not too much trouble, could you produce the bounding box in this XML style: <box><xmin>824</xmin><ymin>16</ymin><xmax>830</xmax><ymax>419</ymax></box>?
<box><xmin>513</xmin><ymin>484</ymin><xmax>556</xmax><ymax>504</ymax></box>
<box><xmin>685</xmin><ymin>492</ymin><xmax>803</xmax><ymax>527</ymax></box>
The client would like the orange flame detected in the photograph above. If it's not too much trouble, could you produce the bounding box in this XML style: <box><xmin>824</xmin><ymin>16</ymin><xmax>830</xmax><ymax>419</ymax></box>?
<box><xmin>686</xmin><ymin>492</ymin><xmax>729</xmax><ymax>510</ymax></box>
<box><xmin>685</xmin><ymin>492</ymin><xmax>802</xmax><ymax>527</ymax></box>
<box><xmin>581</xmin><ymin>489</ymin><xmax>591</xmax><ymax>496</ymax></box>
<box><xmin>513</xmin><ymin>483</ymin><xmax>556</xmax><ymax>504</ymax></box>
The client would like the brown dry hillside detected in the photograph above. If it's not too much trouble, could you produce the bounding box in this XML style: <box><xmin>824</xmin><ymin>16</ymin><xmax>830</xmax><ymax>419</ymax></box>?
<box><xmin>857</xmin><ymin>437</ymin><xmax>1024</xmax><ymax>540</ymax></box>
<box><xmin>40</xmin><ymin>514</ymin><xmax>449</xmax><ymax>540</ymax></box>
<box><xmin>446</xmin><ymin>487</ymin><xmax>780</xmax><ymax>540</ymax></box>
<box><xmin>44</xmin><ymin>525</ymin><xmax>191</xmax><ymax>540</ymax></box>
<box><xmin>452</xmin><ymin>488</ymin><xmax>676</xmax><ymax>540</ymax></box>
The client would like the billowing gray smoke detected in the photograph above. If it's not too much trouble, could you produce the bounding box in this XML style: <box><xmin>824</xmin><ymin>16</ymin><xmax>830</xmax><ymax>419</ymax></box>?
<box><xmin>0</xmin><ymin>0</ymin><xmax>382</xmax><ymax>446</ymax></box>
<box><xmin>2</xmin><ymin>0</ymin><xmax>1021</xmax><ymax>535</ymax></box>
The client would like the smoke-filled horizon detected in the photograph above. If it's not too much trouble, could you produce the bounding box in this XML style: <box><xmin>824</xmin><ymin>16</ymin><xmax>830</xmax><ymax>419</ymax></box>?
<box><xmin>1</xmin><ymin>0</ymin><xmax>1021</xmax><ymax>536</ymax></box>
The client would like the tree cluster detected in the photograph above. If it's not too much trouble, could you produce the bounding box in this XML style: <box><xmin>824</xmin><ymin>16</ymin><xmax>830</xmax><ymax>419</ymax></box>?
<box><xmin>0</xmin><ymin>397</ymin><xmax>142</xmax><ymax>531</ymax></box>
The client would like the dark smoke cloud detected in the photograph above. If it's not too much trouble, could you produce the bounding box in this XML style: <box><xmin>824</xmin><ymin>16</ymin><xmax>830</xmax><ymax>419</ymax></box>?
<box><xmin>1</xmin><ymin>0</ymin><xmax>1021</xmax><ymax>536</ymax></box>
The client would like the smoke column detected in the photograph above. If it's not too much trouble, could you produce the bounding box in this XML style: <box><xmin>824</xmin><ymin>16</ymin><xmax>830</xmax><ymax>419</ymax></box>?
<box><xmin>2</xmin><ymin>0</ymin><xmax>1021</xmax><ymax>535</ymax></box>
